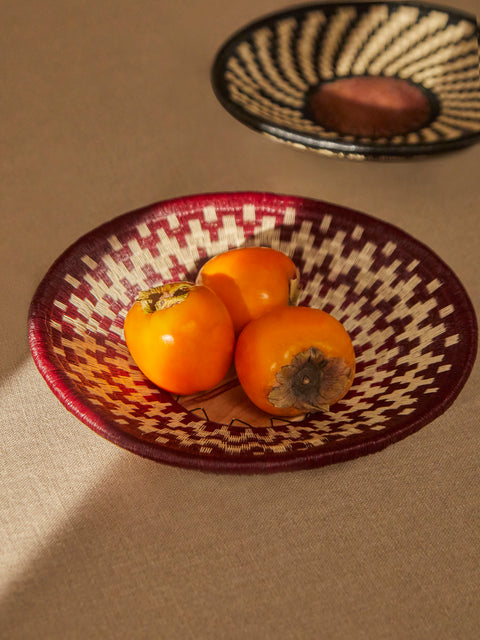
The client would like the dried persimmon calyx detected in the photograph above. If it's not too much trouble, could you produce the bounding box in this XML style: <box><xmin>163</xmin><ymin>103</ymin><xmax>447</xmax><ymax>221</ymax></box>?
<box><xmin>137</xmin><ymin>282</ymin><xmax>193</xmax><ymax>313</ymax></box>
<box><xmin>289</xmin><ymin>271</ymin><xmax>300</xmax><ymax>305</ymax></box>
<box><xmin>267</xmin><ymin>347</ymin><xmax>353</xmax><ymax>412</ymax></box>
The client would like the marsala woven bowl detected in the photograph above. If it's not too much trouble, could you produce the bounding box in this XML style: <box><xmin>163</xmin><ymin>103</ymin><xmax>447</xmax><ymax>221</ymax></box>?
<box><xmin>212</xmin><ymin>1</ymin><xmax>480</xmax><ymax>159</ymax></box>
<box><xmin>28</xmin><ymin>193</ymin><xmax>477</xmax><ymax>473</ymax></box>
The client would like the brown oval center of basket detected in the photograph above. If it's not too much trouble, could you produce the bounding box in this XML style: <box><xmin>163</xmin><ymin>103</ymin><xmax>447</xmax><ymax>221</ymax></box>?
<box><xmin>308</xmin><ymin>76</ymin><xmax>431</xmax><ymax>138</ymax></box>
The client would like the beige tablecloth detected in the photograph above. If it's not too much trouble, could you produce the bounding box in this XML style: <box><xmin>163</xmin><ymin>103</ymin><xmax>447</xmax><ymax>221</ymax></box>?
<box><xmin>2</xmin><ymin>1</ymin><xmax>479</xmax><ymax>638</ymax></box>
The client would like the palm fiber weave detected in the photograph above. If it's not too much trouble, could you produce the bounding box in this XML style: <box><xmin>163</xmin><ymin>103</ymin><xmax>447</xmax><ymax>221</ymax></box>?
<box><xmin>28</xmin><ymin>192</ymin><xmax>477</xmax><ymax>473</ymax></box>
<box><xmin>212</xmin><ymin>1</ymin><xmax>480</xmax><ymax>159</ymax></box>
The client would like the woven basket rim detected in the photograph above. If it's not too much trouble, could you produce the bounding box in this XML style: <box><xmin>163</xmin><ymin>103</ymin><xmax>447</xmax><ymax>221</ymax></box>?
<box><xmin>28</xmin><ymin>191</ymin><xmax>478</xmax><ymax>473</ymax></box>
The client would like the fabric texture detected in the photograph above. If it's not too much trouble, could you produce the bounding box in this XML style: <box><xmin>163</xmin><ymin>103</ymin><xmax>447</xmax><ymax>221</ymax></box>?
<box><xmin>1</xmin><ymin>1</ymin><xmax>479</xmax><ymax>638</ymax></box>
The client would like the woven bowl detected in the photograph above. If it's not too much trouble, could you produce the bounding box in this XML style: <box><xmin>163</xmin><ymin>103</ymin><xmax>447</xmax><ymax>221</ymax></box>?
<box><xmin>212</xmin><ymin>1</ymin><xmax>480</xmax><ymax>159</ymax></box>
<box><xmin>28</xmin><ymin>192</ymin><xmax>477</xmax><ymax>473</ymax></box>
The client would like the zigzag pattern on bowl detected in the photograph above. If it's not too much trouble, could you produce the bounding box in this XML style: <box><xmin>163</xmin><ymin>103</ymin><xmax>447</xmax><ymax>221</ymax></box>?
<box><xmin>221</xmin><ymin>3</ymin><xmax>480</xmax><ymax>148</ymax></box>
<box><xmin>39</xmin><ymin>197</ymin><xmax>473</xmax><ymax>461</ymax></box>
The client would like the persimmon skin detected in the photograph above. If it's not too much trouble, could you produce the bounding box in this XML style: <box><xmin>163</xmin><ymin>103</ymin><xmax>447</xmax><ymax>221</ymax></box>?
<box><xmin>234</xmin><ymin>306</ymin><xmax>355</xmax><ymax>416</ymax></box>
<box><xmin>124</xmin><ymin>282</ymin><xmax>235</xmax><ymax>395</ymax></box>
<box><xmin>196</xmin><ymin>247</ymin><xmax>299</xmax><ymax>334</ymax></box>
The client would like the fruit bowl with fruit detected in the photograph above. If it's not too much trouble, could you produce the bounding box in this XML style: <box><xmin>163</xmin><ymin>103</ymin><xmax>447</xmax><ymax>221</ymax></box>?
<box><xmin>28</xmin><ymin>192</ymin><xmax>477</xmax><ymax>473</ymax></box>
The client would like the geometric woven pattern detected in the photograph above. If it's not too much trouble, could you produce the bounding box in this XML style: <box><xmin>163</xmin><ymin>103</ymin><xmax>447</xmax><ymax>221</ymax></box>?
<box><xmin>212</xmin><ymin>1</ymin><xmax>480</xmax><ymax>159</ymax></box>
<box><xmin>28</xmin><ymin>192</ymin><xmax>478</xmax><ymax>472</ymax></box>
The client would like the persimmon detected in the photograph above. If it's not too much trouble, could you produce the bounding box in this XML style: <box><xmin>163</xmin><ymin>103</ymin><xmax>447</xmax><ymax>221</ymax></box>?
<box><xmin>124</xmin><ymin>281</ymin><xmax>235</xmax><ymax>395</ymax></box>
<box><xmin>196</xmin><ymin>246</ymin><xmax>299</xmax><ymax>334</ymax></box>
<box><xmin>234</xmin><ymin>306</ymin><xmax>355</xmax><ymax>416</ymax></box>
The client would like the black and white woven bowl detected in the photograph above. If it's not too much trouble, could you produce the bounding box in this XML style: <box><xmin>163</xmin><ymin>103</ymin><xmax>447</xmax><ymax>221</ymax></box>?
<box><xmin>212</xmin><ymin>1</ymin><xmax>480</xmax><ymax>159</ymax></box>
<box><xmin>28</xmin><ymin>193</ymin><xmax>477</xmax><ymax>473</ymax></box>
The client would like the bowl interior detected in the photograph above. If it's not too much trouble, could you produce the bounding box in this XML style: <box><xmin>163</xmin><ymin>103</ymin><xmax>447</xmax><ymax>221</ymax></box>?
<box><xmin>29</xmin><ymin>193</ymin><xmax>477</xmax><ymax>471</ymax></box>
<box><xmin>212</xmin><ymin>1</ymin><xmax>480</xmax><ymax>157</ymax></box>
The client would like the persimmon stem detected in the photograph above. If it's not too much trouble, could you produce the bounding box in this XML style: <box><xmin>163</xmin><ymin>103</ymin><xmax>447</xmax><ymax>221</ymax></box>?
<box><xmin>268</xmin><ymin>346</ymin><xmax>352</xmax><ymax>412</ymax></box>
<box><xmin>137</xmin><ymin>282</ymin><xmax>193</xmax><ymax>313</ymax></box>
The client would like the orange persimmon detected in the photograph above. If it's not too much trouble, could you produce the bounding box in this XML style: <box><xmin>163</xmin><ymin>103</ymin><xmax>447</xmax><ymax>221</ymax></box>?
<box><xmin>196</xmin><ymin>246</ymin><xmax>299</xmax><ymax>334</ymax></box>
<box><xmin>234</xmin><ymin>306</ymin><xmax>355</xmax><ymax>416</ymax></box>
<box><xmin>124</xmin><ymin>282</ymin><xmax>235</xmax><ymax>395</ymax></box>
